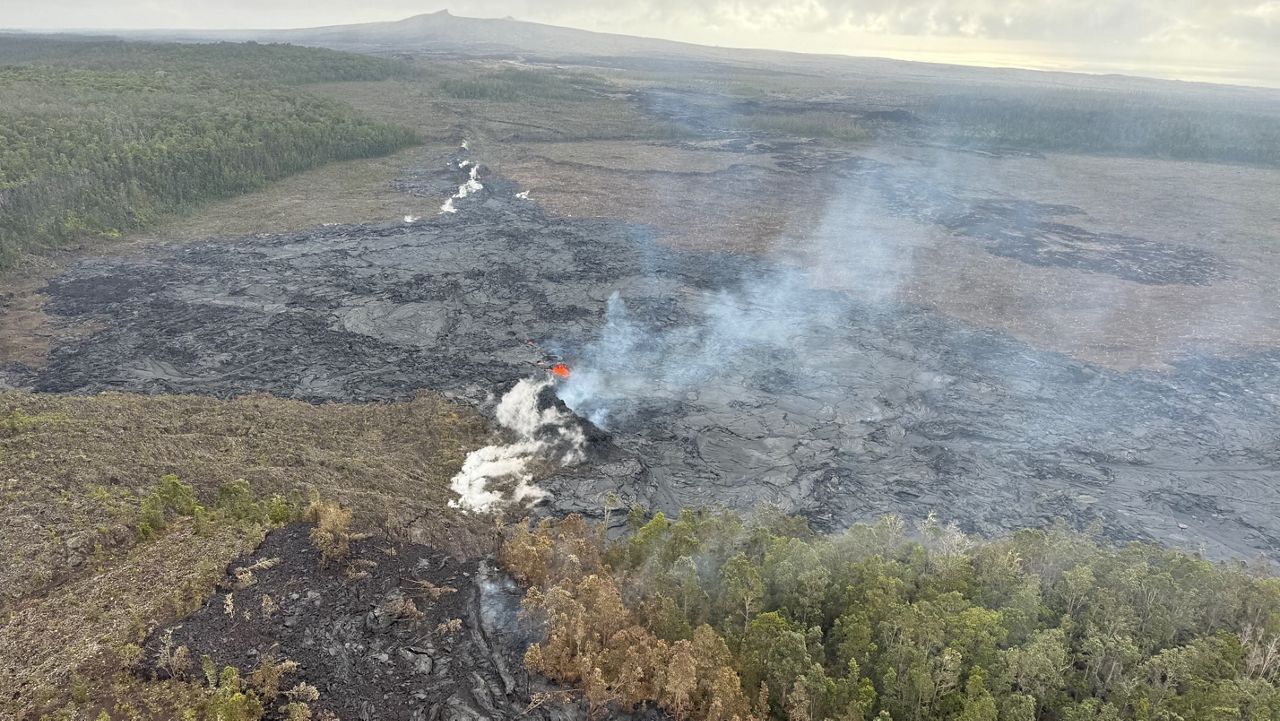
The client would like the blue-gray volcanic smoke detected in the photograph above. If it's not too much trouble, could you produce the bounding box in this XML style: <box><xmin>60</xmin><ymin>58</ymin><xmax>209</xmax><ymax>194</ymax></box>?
<box><xmin>14</xmin><ymin>152</ymin><xmax>1280</xmax><ymax>560</ymax></box>
<box><xmin>556</xmin><ymin>271</ymin><xmax>843</xmax><ymax>430</ymax></box>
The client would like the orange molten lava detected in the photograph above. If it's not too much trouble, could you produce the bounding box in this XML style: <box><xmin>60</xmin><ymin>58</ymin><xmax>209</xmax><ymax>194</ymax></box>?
<box><xmin>551</xmin><ymin>363</ymin><xmax>571</xmax><ymax>379</ymax></box>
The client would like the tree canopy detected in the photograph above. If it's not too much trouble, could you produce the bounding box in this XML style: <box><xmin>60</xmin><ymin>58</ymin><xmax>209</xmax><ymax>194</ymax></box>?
<box><xmin>502</xmin><ymin>510</ymin><xmax>1280</xmax><ymax>721</ymax></box>
<box><xmin>0</xmin><ymin>37</ymin><xmax>418</xmax><ymax>269</ymax></box>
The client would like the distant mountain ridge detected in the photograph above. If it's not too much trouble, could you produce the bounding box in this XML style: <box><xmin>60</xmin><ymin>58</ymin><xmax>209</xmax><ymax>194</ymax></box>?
<box><xmin>84</xmin><ymin>10</ymin><xmax>1280</xmax><ymax>95</ymax></box>
<box><xmin>273</xmin><ymin>10</ymin><xmax>724</xmax><ymax>58</ymax></box>
<box><xmin>118</xmin><ymin>9</ymin><xmax>824</xmax><ymax>72</ymax></box>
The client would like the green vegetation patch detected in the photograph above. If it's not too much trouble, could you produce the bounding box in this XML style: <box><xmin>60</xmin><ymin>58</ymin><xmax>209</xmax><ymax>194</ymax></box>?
<box><xmin>0</xmin><ymin>38</ymin><xmax>420</xmax><ymax>269</ymax></box>
<box><xmin>502</xmin><ymin>510</ymin><xmax>1280</xmax><ymax>721</ymax></box>
<box><xmin>437</xmin><ymin>66</ymin><xmax>607</xmax><ymax>101</ymax></box>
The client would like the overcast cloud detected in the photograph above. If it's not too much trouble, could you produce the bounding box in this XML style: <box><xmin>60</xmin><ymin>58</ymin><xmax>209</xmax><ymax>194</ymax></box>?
<box><xmin>3</xmin><ymin>0</ymin><xmax>1278</xmax><ymax>86</ymax></box>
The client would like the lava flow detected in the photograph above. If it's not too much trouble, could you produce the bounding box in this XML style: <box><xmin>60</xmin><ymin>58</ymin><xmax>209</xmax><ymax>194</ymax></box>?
<box><xmin>551</xmin><ymin>363</ymin><xmax>571</xmax><ymax>379</ymax></box>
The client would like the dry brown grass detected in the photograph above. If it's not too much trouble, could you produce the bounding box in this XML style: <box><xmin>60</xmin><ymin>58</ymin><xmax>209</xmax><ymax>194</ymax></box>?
<box><xmin>122</xmin><ymin>145</ymin><xmax>449</xmax><ymax>244</ymax></box>
<box><xmin>0</xmin><ymin>519</ymin><xmax>252</xmax><ymax>717</ymax></box>
<box><xmin>488</xmin><ymin>140</ymin><xmax>831</xmax><ymax>255</ymax></box>
<box><xmin>0</xmin><ymin>387</ymin><xmax>499</xmax><ymax>718</ymax></box>
<box><xmin>0</xmin><ymin>390</ymin><xmax>493</xmax><ymax>613</ymax></box>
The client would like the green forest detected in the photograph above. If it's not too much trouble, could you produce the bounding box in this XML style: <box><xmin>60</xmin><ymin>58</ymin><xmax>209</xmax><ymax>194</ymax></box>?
<box><xmin>0</xmin><ymin>37</ymin><xmax>418</xmax><ymax>269</ymax></box>
<box><xmin>502</xmin><ymin>511</ymin><xmax>1280</xmax><ymax>721</ymax></box>
<box><xmin>0</xmin><ymin>35</ymin><xmax>409</xmax><ymax>85</ymax></box>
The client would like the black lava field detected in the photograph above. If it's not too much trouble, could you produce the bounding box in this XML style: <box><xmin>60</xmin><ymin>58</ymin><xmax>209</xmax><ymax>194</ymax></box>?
<box><xmin>14</xmin><ymin>151</ymin><xmax>1278</xmax><ymax>560</ymax></box>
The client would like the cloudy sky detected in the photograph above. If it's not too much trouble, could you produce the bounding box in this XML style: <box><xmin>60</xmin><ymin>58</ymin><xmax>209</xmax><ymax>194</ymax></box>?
<box><xmin>4</xmin><ymin>0</ymin><xmax>1279</xmax><ymax>86</ymax></box>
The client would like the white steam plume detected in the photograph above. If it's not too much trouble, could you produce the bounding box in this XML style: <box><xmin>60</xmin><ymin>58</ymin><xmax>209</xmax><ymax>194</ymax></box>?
<box><xmin>439</xmin><ymin>147</ymin><xmax>485</xmax><ymax>215</ymax></box>
<box><xmin>449</xmin><ymin>378</ymin><xmax>587</xmax><ymax>512</ymax></box>
<box><xmin>558</xmin><ymin>269</ymin><xmax>842</xmax><ymax>428</ymax></box>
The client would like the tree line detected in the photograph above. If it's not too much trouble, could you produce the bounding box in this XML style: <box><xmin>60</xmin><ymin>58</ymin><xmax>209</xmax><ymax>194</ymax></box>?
<box><xmin>0</xmin><ymin>38</ymin><xmax>419</xmax><ymax>269</ymax></box>
<box><xmin>920</xmin><ymin>90</ymin><xmax>1280</xmax><ymax>167</ymax></box>
<box><xmin>501</xmin><ymin>510</ymin><xmax>1280</xmax><ymax>721</ymax></box>
<box><xmin>0</xmin><ymin>35</ymin><xmax>410</xmax><ymax>85</ymax></box>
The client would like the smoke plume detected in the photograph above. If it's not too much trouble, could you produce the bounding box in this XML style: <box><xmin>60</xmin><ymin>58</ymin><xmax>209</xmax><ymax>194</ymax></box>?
<box><xmin>557</xmin><ymin>266</ymin><xmax>847</xmax><ymax>429</ymax></box>
<box><xmin>449</xmin><ymin>378</ymin><xmax>587</xmax><ymax>512</ymax></box>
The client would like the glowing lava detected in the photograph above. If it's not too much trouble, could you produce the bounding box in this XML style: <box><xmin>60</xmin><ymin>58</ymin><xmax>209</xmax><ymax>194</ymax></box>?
<box><xmin>551</xmin><ymin>363</ymin><xmax>571</xmax><ymax>379</ymax></box>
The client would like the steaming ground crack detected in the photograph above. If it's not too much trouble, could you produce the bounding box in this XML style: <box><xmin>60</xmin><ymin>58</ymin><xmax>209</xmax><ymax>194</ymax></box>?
<box><xmin>439</xmin><ymin>147</ymin><xmax>484</xmax><ymax>215</ymax></box>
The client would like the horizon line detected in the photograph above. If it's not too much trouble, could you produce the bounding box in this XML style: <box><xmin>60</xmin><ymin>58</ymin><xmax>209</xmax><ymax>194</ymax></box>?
<box><xmin>4</xmin><ymin>9</ymin><xmax>1279</xmax><ymax>92</ymax></box>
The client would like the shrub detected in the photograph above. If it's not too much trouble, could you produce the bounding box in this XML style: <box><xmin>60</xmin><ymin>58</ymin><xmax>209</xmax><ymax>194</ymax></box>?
<box><xmin>193</xmin><ymin>504</ymin><xmax>212</xmax><ymax>536</ymax></box>
<box><xmin>136</xmin><ymin>493</ymin><xmax>167</xmax><ymax>541</ymax></box>
<box><xmin>135</xmin><ymin>474</ymin><xmax>201</xmax><ymax>540</ymax></box>
<box><xmin>0</xmin><ymin>408</ymin><xmax>56</xmax><ymax>437</ymax></box>
<box><xmin>305</xmin><ymin>500</ymin><xmax>353</xmax><ymax>564</ymax></box>
<box><xmin>214</xmin><ymin>480</ymin><xmax>300</xmax><ymax>526</ymax></box>
<box><xmin>266</xmin><ymin>494</ymin><xmax>295</xmax><ymax>525</ymax></box>
<box><xmin>69</xmin><ymin>676</ymin><xmax>90</xmax><ymax>704</ymax></box>
<box><xmin>249</xmin><ymin>653</ymin><xmax>299</xmax><ymax>700</ymax></box>
<box><xmin>207</xmin><ymin>666</ymin><xmax>265</xmax><ymax>721</ymax></box>
<box><xmin>156</xmin><ymin>474</ymin><xmax>198</xmax><ymax>515</ymax></box>
<box><xmin>202</xmin><ymin>655</ymin><xmax>218</xmax><ymax>688</ymax></box>
<box><xmin>116</xmin><ymin>643</ymin><xmax>143</xmax><ymax>671</ymax></box>
<box><xmin>216</xmin><ymin>479</ymin><xmax>260</xmax><ymax>520</ymax></box>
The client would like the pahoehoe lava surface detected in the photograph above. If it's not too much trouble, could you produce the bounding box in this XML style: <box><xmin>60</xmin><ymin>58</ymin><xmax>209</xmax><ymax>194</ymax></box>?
<box><xmin>24</xmin><ymin>159</ymin><xmax>1280</xmax><ymax>558</ymax></box>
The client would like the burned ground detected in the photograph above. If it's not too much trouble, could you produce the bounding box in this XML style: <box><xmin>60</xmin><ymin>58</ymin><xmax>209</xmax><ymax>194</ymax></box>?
<box><xmin>144</xmin><ymin>522</ymin><xmax>640</xmax><ymax>721</ymax></box>
<box><xmin>13</xmin><ymin>153</ymin><xmax>1280</xmax><ymax>560</ymax></box>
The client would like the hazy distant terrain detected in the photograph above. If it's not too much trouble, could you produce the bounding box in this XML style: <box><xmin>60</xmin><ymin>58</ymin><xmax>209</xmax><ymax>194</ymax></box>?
<box><xmin>120</xmin><ymin>11</ymin><xmax>1280</xmax><ymax>105</ymax></box>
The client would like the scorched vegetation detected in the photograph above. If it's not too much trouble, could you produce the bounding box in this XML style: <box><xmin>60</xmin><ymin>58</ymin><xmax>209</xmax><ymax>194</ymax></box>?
<box><xmin>502</xmin><ymin>511</ymin><xmax>1280</xmax><ymax>721</ymax></box>
<box><xmin>0</xmin><ymin>389</ymin><xmax>492</xmax><ymax>718</ymax></box>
